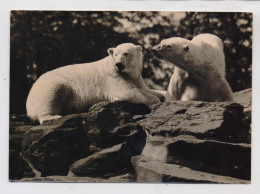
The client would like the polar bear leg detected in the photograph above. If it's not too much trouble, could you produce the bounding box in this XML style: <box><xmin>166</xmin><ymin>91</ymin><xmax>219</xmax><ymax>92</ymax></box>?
<box><xmin>167</xmin><ymin>67</ymin><xmax>189</xmax><ymax>101</ymax></box>
<box><xmin>27</xmin><ymin>78</ymin><xmax>75</xmax><ymax>124</ymax></box>
<box><xmin>36</xmin><ymin>84</ymin><xmax>75</xmax><ymax>123</ymax></box>
<box><xmin>138</xmin><ymin>89</ymin><xmax>161</xmax><ymax>107</ymax></box>
<box><xmin>133</xmin><ymin>75</ymin><xmax>166</xmax><ymax>102</ymax></box>
<box><xmin>180</xmin><ymin>86</ymin><xmax>198</xmax><ymax>101</ymax></box>
<box><xmin>39</xmin><ymin>115</ymin><xmax>62</xmax><ymax>124</ymax></box>
<box><xmin>144</xmin><ymin>89</ymin><xmax>166</xmax><ymax>102</ymax></box>
<box><xmin>109</xmin><ymin>79</ymin><xmax>159</xmax><ymax>109</ymax></box>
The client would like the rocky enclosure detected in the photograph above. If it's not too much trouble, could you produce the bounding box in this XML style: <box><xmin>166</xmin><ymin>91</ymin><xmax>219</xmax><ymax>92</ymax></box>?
<box><xmin>9</xmin><ymin>89</ymin><xmax>251</xmax><ymax>183</ymax></box>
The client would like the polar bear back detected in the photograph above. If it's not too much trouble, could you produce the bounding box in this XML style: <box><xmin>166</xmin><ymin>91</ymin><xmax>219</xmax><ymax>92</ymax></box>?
<box><xmin>26</xmin><ymin>57</ymin><xmax>115</xmax><ymax>121</ymax></box>
<box><xmin>191</xmin><ymin>33</ymin><xmax>226</xmax><ymax>77</ymax></box>
<box><xmin>41</xmin><ymin>56</ymin><xmax>114</xmax><ymax>100</ymax></box>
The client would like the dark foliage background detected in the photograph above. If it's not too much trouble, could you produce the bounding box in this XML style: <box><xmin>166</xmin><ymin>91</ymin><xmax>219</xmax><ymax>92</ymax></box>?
<box><xmin>10</xmin><ymin>11</ymin><xmax>252</xmax><ymax>114</ymax></box>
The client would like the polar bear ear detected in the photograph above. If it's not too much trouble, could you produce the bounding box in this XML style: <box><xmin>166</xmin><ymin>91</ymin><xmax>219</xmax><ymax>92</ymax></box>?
<box><xmin>136</xmin><ymin>45</ymin><xmax>142</xmax><ymax>52</ymax></box>
<box><xmin>183</xmin><ymin>44</ymin><xmax>189</xmax><ymax>52</ymax></box>
<box><xmin>107</xmin><ymin>48</ymin><xmax>114</xmax><ymax>56</ymax></box>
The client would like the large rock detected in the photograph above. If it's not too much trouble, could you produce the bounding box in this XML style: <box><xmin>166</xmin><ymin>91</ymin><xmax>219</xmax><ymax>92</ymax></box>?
<box><xmin>132</xmin><ymin>89</ymin><xmax>251</xmax><ymax>183</ymax></box>
<box><xmin>234</xmin><ymin>88</ymin><xmax>251</xmax><ymax>132</ymax></box>
<box><xmin>21</xmin><ymin>101</ymin><xmax>147</xmax><ymax>176</ymax></box>
<box><xmin>20</xmin><ymin>173</ymin><xmax>136</xmax><ymax>183</ymax></box>
<box><xmin>9</xmin><ymin>89</ymin><xmax>251</xmax><ymax>182</ymax></box>
<box><xmin>132</xmin><ymin>155</ymin><xmax>249</xmax><ymax>183</ymax></box>
<box><xmin>139</xmin><ymin>101</ymin><xmax>250</xmax><ymax>143</ymax></box>
<box><xmin>69</xmin><ymin>142</ymin><xmax>141</xmax><ymax>178</ymax></box>
<box><xmin>141</xmin><ymin>135</ymin><xmax>250</xmax><ymax>180</ymax></box>
<box><xmin>9</xmin><ymin>114</ymin><xmax>37</xmax><ymax>180</ymax></box>
<box><xmin>234</xmin><ymin>88</ymin><xmax>251</xmax><ymax>115</ymax></box>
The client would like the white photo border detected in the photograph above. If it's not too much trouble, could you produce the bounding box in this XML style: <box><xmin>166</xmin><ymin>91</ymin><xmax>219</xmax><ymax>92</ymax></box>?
<box><xmin>1</xmin><ymin>1</ymin><xmax>259</xmax><ymax>194</ymax></box>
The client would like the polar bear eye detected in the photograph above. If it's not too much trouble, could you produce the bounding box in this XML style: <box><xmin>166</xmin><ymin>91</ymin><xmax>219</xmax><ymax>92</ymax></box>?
<box><xmin>123</xmin><ymin>53</ymin><xmax>129</xmax><ymax>57</ymax></box>
<box><xmin>166</xmin><ymin>45</ymin><xmax>172</xmax><ymax>49</ymax></box>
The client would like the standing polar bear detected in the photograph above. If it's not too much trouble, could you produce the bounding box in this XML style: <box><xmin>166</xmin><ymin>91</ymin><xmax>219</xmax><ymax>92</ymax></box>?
<box><xmin>152</xmin><ymin>33</ymin><xmax>234</xmax><ymax>102</ymax></box>
<box><xmin>26</xmin><ymin>43</ymin><xmax>163</xmax><ymax>124</ymax></box>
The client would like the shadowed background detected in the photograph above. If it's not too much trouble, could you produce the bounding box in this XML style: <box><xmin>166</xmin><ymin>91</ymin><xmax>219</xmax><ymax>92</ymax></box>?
<box><xmin>10</xmin><ymin>11</ymin><xmax>252</xmax><ymax>114</ymax></box>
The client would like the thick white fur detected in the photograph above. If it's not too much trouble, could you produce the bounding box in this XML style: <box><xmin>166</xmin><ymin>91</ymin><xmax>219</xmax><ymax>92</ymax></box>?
<box><xmin>153</xmin><ymin>33</ymin><xmax>234</xmax><ymax>102</ymax></box>
<box><xmin>26</xmin><ymin>43</ymin><xmax>161</xmax><ymax>124</ymax></box>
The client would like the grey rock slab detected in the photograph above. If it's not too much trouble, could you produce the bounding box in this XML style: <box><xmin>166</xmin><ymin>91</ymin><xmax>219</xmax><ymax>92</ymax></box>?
<box><xmin>22</xmin><ymin>114</ymin><xmax>87</xmax><ymax>150</ymax></box>
<box><xmin>132</xmin><ymin>155</ymin><xmax>249</xmax><ymax>183</ymax></box>
<box><xmin>141</xmin><ymin>134</ymin><xmax>251</xmax><ymax>180</ymax></box>
<box><xmin>9</xmin><ymin>150</ymin><xmax>35</xmax><ymax>180</ymax></box>
<box><xmin>139</xmin><ymin>101</ymin><xmax>250</xmax><ymax>143</ymax></box>
<box><xmin>9</xmin><ymin>115</ymin><xmax>37</xmax><ymax>180</ymax></box>
<box><xmin>21</xmin><ymin>101</ymin><xmax>147</xmax><ymax>177</ymax></box>
<box><xmin>19</xmin><ymin>173</ymin><xmax>136</xmax><ymax>183</ymax></box>
<box><xmin>23</xmin><ymin>126</ymin><xmax>89</xmax><ymax>176</ymax></box>
<box><xmin>234</xmin><ymin>88</ymin><xmax>251</xmax><ymax>115</ymax></box>
<box><xmin>234</xmin><ymin>89</ymin><xmax>251</xmax><ymax>140</ymax></box>
<box><xmin>69</xmin><ymin>142</ymin><xmax>141</xmax><ymax>178</ymax></box>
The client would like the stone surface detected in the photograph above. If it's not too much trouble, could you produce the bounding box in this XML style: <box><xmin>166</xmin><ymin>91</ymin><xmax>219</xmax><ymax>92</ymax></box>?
<box><xmin>21</xmin><ymin>101</ymin><xmax>147</xmax><ymax>176</ymax></box>
<box><xmin>142</xmin><ymin>135</ymin><xmax>250</xmax><ymax>180</ymax></box>
<box><xmin>139</xmin><ymin>101</ymin><xmax>250</xmax><ymax>143</ymax></box>
<box><xmin>234</xmin><ymin>88</ymin><xmax>251</xmax><ymax>115</ymax></box>
<box><xmin>132</xmin><ymin>155</ymin><xmax>250</xmax><ymax>183</ymax></box>
<box><xmin>69</xmin><ymin>142</ymin><xmax>142</xmax><ymax>178</ymax></box>
<box><xmin>9</xmin><ymin>150</ymin><xmax>35</xmax><ymax>180</ymax></box>
<box><xmin>19</xmin><ymin>173</ymin><xmax>136</xmax><ymax>183</ymax></box>
<box><xmin>9</xmin><ymin>114</ymin><xmax>37</xmax><ymax>180</ymax></box>
<box><xmin>234</xmin><ymin>88</ymin><xmax>252</xmax><ymax>138</ymax></box>
<box><xmin>9</xmin><ymin>89</ymin><xmax>252</xmax><ymax>183</ymax></box>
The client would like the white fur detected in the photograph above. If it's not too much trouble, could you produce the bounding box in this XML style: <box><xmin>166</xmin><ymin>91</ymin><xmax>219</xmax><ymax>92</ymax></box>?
<box><xmin>108</xmin><ymin>44</ymin><xmax>166</xmax><ymax>101</ymax></box>
<box><xmin>153</xmin><ymin>33</ymin><xmax>234</xmax><ymax>102</ymax></box>
<box><xmin>189</xmin><ymin>33</ymin><xmax>226</xmax><ymax>77</ymax></box>
<box><xmin>26</xmin><ymin>43</ymin><xmax>160</xmax><ymax>124</ymax></box>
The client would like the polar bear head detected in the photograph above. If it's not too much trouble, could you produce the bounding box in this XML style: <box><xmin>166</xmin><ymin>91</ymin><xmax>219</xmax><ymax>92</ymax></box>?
<box><xmin>152</xmin><ymin>37</ymin><xmax>192</xmax><ymax>72</ymax></box>
<box><xmin>152</xmin><ymin>34</ymin><xmax>225</xmax><ymax>77</ymax></box>
<box><xmin>108</xmin><ymin>43</ymin><xmax>143</xmax><ymax>80</ymax></box>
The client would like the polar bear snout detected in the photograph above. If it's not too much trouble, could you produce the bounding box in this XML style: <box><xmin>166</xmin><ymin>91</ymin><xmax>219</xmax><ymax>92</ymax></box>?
<box><xmin>152</xmin><ymin>44</ymin><xmax>162</xmax><ymax>52</ymax></box>
<box><xmin>115</xmin><ymin>62</ymin><xmax>125</xmax><ymax>72</ymax></box>
<box><xmin>152</xmin><ymin>45</ymin><xmax>164</xmax><ymax>59</ymax></box>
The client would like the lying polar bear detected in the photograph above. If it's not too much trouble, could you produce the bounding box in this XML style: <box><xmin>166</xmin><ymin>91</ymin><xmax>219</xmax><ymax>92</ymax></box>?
<box><xmin>26</xmin><ymin>43</ymin><xmax>163</xmax><ymax>124</ymax></box>
<box><xmin>152</xmin><ymin>33</ymin><xmax>234</xmax><ymax>102</ymax></box>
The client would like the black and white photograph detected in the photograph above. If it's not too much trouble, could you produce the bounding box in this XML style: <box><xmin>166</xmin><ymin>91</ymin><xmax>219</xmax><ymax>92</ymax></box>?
<box><xmin>9</xmin><ymin>10</ymin><xmax>252</xmax><ymax>184</ymax></box>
